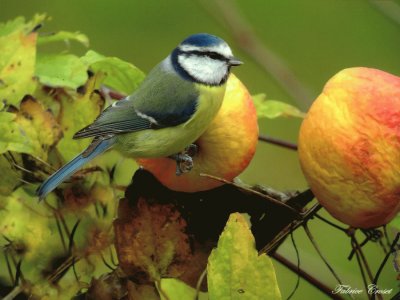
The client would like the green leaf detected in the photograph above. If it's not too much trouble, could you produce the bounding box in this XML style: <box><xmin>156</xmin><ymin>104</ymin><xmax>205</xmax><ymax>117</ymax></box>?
<box><xmin>207</xmin><ymin>213</ymin><xmax>282</xmax><ymax>300</ymax></box>
<box><xmin>0</xmin><ymin>155</ymin><xmax>21</xmax><ymax>198</ymax></box>
<box><xmin>35</xmin><ymin>53</ymin><xmax>88</xmax><ymax>89</ymax></box>
<box><xmin>0</xmin><ymin>16</ymin><xmax>25</xmax><ymax>36</ymax></box>
<box><xmin>0</xmin><ymin>188</ymin><xmax>60</xmax><ymax>263</ymax></box>
<box><xmin>253</xmin><ymin>94</ymin><xmax>305</xmax><ymax>119</ymax></box>
<box><xmin>0</xmin><ymin>112</ymin><xmax>36</xmax><ymax>155</ymax></box>
<box><xmin>56</xmin><ymin>75</ymin><xmax>105</xmax><ymax>161</ymax></box>
<box><xmin>14</xmin><ymin>97</ymin><xmax>62</xmax><ymax>160</ymax></box>
<box><xmin>37</xmin><ymin>31</ymin><xmax>89</xmax><ymax>47</ymax></box>
<box><xmin>81</xmin><ymin>50</ymin><xmax>145</xmax><ymax>94</ymax></box>
<box><xmin>160</xmin><ymin>278</ymin><xmax>208</xmax><ymax>300</ymax></box>
<box><xmin>388</xmin><ymin>214</ymin><xmax>400</xmax><ymax>231</ymax></box>
<box><xmin>0</xmin><ymin>28</ymin><xmax>37</xmax><ymax>105</ymax></box>
<box><xmin>0</xmin><ymin>97</ymin><xmax>61</xmax><ymax>159</ymax></box>
<box><xmin>80</xmin><ymin>49</ymin><xmax>106</xmax><ymax>66</ymax></box>
<box><xmin>0</xmin><ymin>14</ymin><xmax>46</xmax><ymax>37</ymax></box>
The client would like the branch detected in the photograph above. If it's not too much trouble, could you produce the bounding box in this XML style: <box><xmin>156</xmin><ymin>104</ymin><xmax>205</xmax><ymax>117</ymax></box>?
<box><xmin>197</xmin><ymin>0</ymin><xmax>313</xmax><ymax>106</ymax></box>
<box><xmin>200</xmin><ymin>173</ymin><xmax>301</xmax><ymax>216</ymax></box>
<box><xmin>271</xmin><ymin>252</ymin><xmax>345</xmax><ymax>300</ymax></box>
<box><xmin>259</xmin><ymin>203</ymin><xmax>321</xmax><ymax>254</ymax></box>
<box><xmin>2</xmin><ymin>285</ymin><xmax>23</xmax><ymax>300</ymax></box>
<box><xmin>369</xmin><ymin>0</ymin><xmax>400</xmax><ymax>26</ymax></box>
<box><xmin>303</xmin><ymin>223</ymin><xmax>344</xmax><ymax>286</ymax></box>
<box><xmin>258</xmin><ymin>134</ymin><xmax>298</xmax><ymax>150</ymax></box>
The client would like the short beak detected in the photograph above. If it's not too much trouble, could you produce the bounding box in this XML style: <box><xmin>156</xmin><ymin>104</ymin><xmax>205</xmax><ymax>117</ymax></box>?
<box><xmin>229</xmin><ymin>57</ymin><xmax>243</xmax><ymax>66</ymax></box>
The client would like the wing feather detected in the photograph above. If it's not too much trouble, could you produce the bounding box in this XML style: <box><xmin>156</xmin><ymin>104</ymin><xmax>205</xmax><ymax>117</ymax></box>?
<box><xmin>73</xmin><ymin>58</ymin><xmax>199</xmax><ymax>139</ymax></box>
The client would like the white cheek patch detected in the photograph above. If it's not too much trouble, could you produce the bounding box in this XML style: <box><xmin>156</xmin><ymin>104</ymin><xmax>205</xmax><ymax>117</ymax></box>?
<box><xmin>178</xmin><ymin>55</ymin><xmax>228</xmax><ymax>85</ymax></box>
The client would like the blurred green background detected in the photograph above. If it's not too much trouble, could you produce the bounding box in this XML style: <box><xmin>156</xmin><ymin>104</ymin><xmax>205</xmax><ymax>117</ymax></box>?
<box><xmin>1</xmin><ymin>0</ymin><xmax>400</xmax><ymax>299</ymax></box>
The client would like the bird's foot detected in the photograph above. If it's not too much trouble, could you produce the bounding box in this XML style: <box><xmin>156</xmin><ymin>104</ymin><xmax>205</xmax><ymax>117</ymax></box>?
<box><xmin>169</xmin><ymin>144</ymin><xmax>198</xmax><ymax>176</ymax></box>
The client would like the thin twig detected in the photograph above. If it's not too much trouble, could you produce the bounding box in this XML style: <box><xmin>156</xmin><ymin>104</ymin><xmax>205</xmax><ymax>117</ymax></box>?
<box><xmin>259</xmin><ymin>203</ymin><xmax>322</xmax><ymax>254</ymax></box>
<box><xmin>200</xmin><ymin>173</ymin><xmax>301</xmax><ymax>216</ymax></box>
<box><xmin>271</xmin><ymin>253</ymin><xmax>345</xmax><ymax>300</ymax></box>
<box><xmin>348</xmin><ymin>236</ymin><xmax>371</xmax><ymax>261</ymax></box>
<box><xmin>100</xmin><ymin>252</ymin><xmax>116</xmax><ymax>271</ymax></box>
<box><xmin>54</xmin><ymin>213</ymin><xmax>67</xmax><ymax>252</ymax></box>
<box><xmin>371</xmin><ymin>233</ymin><xmax>400</xmax><ymax>300</ymax></box>
<box><xmin>382</xmin><ymin>225</ymin><xmax>392</xmax><ymax>249</ymax></box>
<box><xmin>197</xmin><ymin>0</ymin><xmax>313</xmax><ymax>106</ymax></box>
<box><xmin>377</xmin><ymin>237</ymin><xmax>388</xmax><ymax>255</ymax></box>
<box><xmin>369</xmin><ymin>0</ymin><xmax>400</xmax><ymax>26</ymax></box>
<box><xmin>286</xmin><ymin>230</ymin><xmax>300</xmax><ymax>300</ymax></box>
<box><xmin>5</xmin><ymin>152</ymin><xmax>34</xmax><ymax>174</ymax></box>
<box><xmin>195</xmin><ymin>268</ymin><xmax>207</xmax><ymax>300</ymax></box>
<box><xmin>258</xmin><ymin>135</ymin><xmax>298</xmax><ymax>151</ymax></box>
<box><xmin>58</xmin><ymin>211</ymin><xmax>71</xmax><ymax>238</ymax></box>
<box><xmin>2</xmin><ymin>285</ymin><xmax>23</xmax><ymax>300</ymax></box>
<box><xmin>314</xmin><ymin>214</ymin><xmax>347</xmax><ymax>232</ymax></box>
<box><xmin>109</xmin><ymin>247</ymin><xmax>118</xmax><ymax>267</ymax></box>
<box><xmin>350</xmin><ymin>235</ymin><xmax>374</xmax><ymax>283</ymax></box>
<box><xmin>68</xmin><ymin>219</ymin><xmax>81</xmax><ymax>254</ymax></box>
<box><xmin>46</xmin><ymin>255</ymin><xmax>81</xmax><ymax>283</ymax></box>
<box><xmin>18</xmin><ymin>178</ymin><xmax>35</xmax><ymax>186</ymax></box>
<box><xmin>14</xmin><ymin>259</ymin><xmax>23</xmax><ymax>284</ymax></box>
<box><xmin>29</xmin><ymin>153</ymin><xmax>57</xmax><ymax>171</ymax></box>
<box><xmin>72</xmin><ymin>257</ymin><xmax>80</xmax><ymax>282</ymax></box>
<box><xmin>4</xmin><ymin>251</ymin><xmax>15</xmax><ymax>285</ymax></box>
<box><xmin>303</xmin><ymin>223</ymin><xmax>343</xmax><ymax>286</ymax></box>
<box><xmin>352</xmin><ymin>238</ymin><xmax>370</xmax><ymax>300</ymax></box>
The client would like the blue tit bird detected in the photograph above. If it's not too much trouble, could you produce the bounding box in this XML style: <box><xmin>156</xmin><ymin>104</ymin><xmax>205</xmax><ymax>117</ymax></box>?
<box><xmin>37</xmin><ymin>33</ymin><xmax>242</xmax><ymax>200</ymax></box>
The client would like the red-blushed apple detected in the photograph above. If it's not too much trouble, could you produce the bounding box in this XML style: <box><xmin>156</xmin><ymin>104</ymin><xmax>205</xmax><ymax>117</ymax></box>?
<box><xmin>298</xmin><ymin>67</ymin><xmax>400</xmax><ymax>228</ymax></box>
<box><xmin>137</xmin><ymin>74</ymin><xmax>259</xmax><ymax>192</ymax></box>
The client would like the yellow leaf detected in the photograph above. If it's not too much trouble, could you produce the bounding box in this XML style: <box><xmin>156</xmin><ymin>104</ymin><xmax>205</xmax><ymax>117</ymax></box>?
<box><xmin>15</xmin><ymin>96</ymin><xmax>62</xmax><ymax>160</ymax></box>
<box><xmin>0</xmin><ymin>111</ymin><xmax>35</xmax><ymax>155</ymax></box>
<box><xmin>56</xmin><ymin>75</ymin><xmax>105</xmax><ymax>161</ymax></box>
<box><xmin>207</xmin><ymin>213</ymin><xmax>282</xmax><ymax>300</ymax></box>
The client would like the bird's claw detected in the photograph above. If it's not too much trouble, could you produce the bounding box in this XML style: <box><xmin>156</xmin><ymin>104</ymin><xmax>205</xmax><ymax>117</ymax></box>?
<box><xmin>175</xmin><ymin>154</ymin><xmax>194</xmax><ymax>175</ymax></box>
<box><xmin>169</xmin><ymin>144</ymin><xmax>198</xmax><ymax>176</ymax></box>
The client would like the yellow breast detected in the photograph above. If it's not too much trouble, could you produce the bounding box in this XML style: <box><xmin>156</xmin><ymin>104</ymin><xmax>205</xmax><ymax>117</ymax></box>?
<box><xmin>116</xmin><ymin>83</ymin><xmax>226</xmax><ymax>158</ymax></box>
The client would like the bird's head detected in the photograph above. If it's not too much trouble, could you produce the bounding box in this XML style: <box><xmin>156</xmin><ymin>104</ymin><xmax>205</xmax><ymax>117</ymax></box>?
<box><xmin>171</xmin><ymin>33</ymin><xmax>242</xmax><ymax>86</ymax></box>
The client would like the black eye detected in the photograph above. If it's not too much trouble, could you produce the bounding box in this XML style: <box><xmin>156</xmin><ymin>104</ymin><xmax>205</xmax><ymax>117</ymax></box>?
<box><xmin>207</xmin><ymin>52</ymin><xmax>223</xmax><ymax>60</ymax></box>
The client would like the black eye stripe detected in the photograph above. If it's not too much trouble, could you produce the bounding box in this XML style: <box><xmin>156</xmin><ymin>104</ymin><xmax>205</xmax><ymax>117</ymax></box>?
<box><xmin>183</xmin><ymin>50</ymin><xmax>228</xmax><ymax>62</ymax></box>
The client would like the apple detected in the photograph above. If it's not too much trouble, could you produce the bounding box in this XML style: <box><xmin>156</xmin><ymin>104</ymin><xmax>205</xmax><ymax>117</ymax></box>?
<box><xmin>298</xmin><ymin>67</ymin><xmax>400</xmax><ymax>228</ymax></box>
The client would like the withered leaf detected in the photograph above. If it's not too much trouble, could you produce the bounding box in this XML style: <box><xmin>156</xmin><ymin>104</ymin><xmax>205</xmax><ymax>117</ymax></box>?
<box><xmin>114</xmin><ymin>197</ymin><xmax>191</xmax><ymax>284</ymax></box>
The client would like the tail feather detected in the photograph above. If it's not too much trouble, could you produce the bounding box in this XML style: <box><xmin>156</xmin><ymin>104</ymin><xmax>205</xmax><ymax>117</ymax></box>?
<box><xmin>36</xmin><ymin>138</ymin><xmax>116</xmax><ymax>200</ymax></box>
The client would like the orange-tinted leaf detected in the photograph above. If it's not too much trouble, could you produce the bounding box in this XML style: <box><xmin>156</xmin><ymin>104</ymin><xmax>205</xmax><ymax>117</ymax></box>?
<box><xmin>15</xmin><ymin>96</ymin><xmax>62</xmax><ymax>159</ymax></box>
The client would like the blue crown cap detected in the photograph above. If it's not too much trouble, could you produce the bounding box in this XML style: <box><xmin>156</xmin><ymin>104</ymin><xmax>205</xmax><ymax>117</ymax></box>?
<box><xmin>180</xmin><ymin>33</ymin><xmax>225</xmax><ymax>47</ymax></box>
